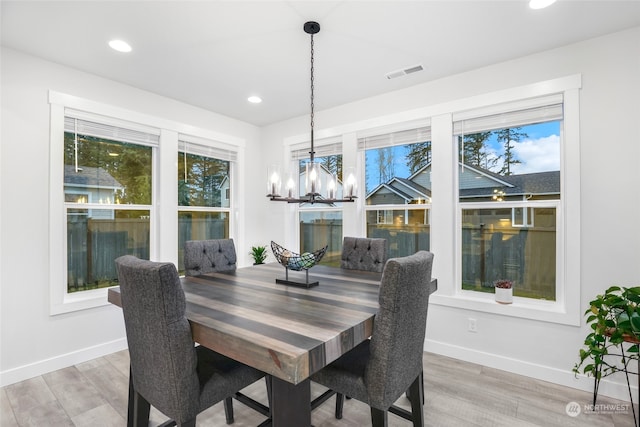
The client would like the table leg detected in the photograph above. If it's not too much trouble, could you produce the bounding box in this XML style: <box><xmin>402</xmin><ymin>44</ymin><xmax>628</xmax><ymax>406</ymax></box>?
<box><xmin>271</xmin><ymin>377</ymin><xmax>311</xmax><ymax>427</ymax></box>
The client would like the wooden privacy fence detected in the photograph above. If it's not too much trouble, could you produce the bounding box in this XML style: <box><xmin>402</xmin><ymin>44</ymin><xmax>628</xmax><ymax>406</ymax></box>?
<box><xmin>461</xmin><ymin>225</ymin><xmax>556</xmax><ymax>299</ymax></box>
<box><xmin>300</xmin><ymin>221</ymin><xmax>343</xmax><ymax>265</ymax></box>
<box><xmin>368</xmin><ymin>225</ymin><xmax>430</xmax><ymax>259</ymax></box>
<box><xmin>67</xmin><ymin>218</ymin><xmax>150</xmax><ymax>291</ymax></box>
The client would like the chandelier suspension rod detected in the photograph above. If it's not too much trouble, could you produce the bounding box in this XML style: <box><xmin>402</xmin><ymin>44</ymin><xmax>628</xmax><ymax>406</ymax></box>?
<box><xmin>309</xmin><ymin>22</ymin><xmax>316</xmax><ymax>164</ymax></box>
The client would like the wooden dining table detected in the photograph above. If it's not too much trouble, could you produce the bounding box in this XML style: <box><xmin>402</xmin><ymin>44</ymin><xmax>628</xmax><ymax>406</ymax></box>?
<box><xmin>109</xmin><ymin>262</ymin><xmax>391</xmax><ymax>426</ymax></box>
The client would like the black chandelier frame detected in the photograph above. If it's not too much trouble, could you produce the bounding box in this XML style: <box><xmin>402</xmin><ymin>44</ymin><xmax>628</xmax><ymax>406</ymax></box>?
<box><xmin>268</xmin><ymin>21</ymin><xmax>356</xmax><ymax>205</ymax></box>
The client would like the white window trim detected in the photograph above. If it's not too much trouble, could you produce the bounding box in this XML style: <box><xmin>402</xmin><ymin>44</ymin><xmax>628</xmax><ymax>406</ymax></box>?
<box><xmin>326</xmin><ymin>75</ymin><xmax>581</xmax><ymax>326</ymax></box>
<box><xmin>429</xmin><ymin>77</ymin><xmax>581</xmax><ymax>326</ymax></box>
<box><xmin>49</xmin><ymin>91</ymin><xmax>244</xmax><ymax>315</ymax></box>
<box><xmin>282</xmin><ymin>76</ymin><xmax>581</xmax><ymax>326</ymax></box>
<box><xmin>512</xmin><ymin>207</ymin><xmax>534</xmax><ymax>228</ymax></box>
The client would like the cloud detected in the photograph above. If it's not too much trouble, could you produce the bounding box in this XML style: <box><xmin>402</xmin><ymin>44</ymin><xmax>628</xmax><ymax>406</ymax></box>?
<box><xmin>511</xmin><ymin>135</ymin><xmax>560</xmax><ymax>174</ymax></box>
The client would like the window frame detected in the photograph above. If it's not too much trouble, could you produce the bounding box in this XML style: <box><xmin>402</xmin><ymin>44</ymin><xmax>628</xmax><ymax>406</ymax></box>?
<box><xmin>177</xmin><ymin>138</ymin><xmax>235</xmax><ymax>273</ymax></box>
<box><xmin>313</xmin><ymin>74</ymin><xmax>581</xmax><ymax>326</ymax></box>
<box><xmin>512</xmin><ymin>207</ymin><xmax>534</xmax><ymax>228</ymax></box>
<box><xmin>49</xmin><ymin>91</ymin><xmax>244</xmax><ymax>315</ymax></box>
<box><xmin>359</xmin><ymin>121</ymin><xmax>433</xmax><ymax>259</ymax></box>
<box><xmin>431</xmin><ymin>76</ymin><xmax>582</xmax><ymax>326</ymax></box>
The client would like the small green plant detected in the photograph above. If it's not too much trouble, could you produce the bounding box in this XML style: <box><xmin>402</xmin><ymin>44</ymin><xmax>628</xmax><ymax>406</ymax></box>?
<box><xmin>249</xmin><ymin>245</ymin><xmax>268</xmax><ymax>264</ymax></box>
<box><xmin>573</xmin><ymin>286</ymin><xmax>640</xmax><ymax>380</ymax></box>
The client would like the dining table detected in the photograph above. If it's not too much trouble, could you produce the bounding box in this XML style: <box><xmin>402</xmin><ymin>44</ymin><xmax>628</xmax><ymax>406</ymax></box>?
<box><xmin>108</xmin><ymin>261</ymin><xmax>436</xmax><ymax>426</ymax></box>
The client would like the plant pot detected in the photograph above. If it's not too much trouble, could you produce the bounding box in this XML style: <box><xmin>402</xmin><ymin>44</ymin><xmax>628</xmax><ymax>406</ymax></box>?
<box><xmin>495</xmin><ymin>287</ymin><xmax>513</xmax><ymax>304</ymax></box>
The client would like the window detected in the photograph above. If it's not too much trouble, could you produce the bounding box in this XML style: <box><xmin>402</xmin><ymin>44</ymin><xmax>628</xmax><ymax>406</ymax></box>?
<box><xmin>177</xmin><ymin>139</ymin><xmax>233</xmax><ymax>274</ymax></box>
<box><xmin>359</xmin><ymin>122</ymin><xmax>432</xmax><ymax>258</ymax></box>
<box><xmin>454</xmin><ymin>95</ymin><xmax>562</xmax><ymax>301</ymax></box>
<box><xmin>51</xmin><ymin>92</ymin><xmax>245</xmax><ymax>314</ymax></box>
<box><xmin>63</xmin><ymin>114</ymin><xmax>156</xmax><ymax>294</ymax></box>
<box><xmin>293</xmin><ymin>139</ymin><xmax>343</xmax><ymax>265</ymax></box>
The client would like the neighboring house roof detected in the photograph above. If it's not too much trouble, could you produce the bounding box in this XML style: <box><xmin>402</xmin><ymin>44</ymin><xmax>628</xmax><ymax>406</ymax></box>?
<box><xmin>64</xmin><ymin>165</ymin><xmax>123</xmax><ymax>189</ymax></box>
<box><xmin>459</xmin><ymin>170</ymin><xmax>560</xmax><ymax>199</ymax></box>
<box><xmin>367</xmin><ymin>162</ymin><xmax>559</xmax><ymax>202</ymax></box>
<box><xmin>393</xmin><ymin>177</ymin><xmax>432</xmax><ymax>198</ymax></box>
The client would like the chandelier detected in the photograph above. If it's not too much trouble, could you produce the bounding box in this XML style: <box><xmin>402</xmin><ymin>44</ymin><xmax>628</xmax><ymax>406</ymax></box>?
<box><xmin>267</xmin><ymin>21</ymin><xmax>357</xmax><ymax>204</ymax></box>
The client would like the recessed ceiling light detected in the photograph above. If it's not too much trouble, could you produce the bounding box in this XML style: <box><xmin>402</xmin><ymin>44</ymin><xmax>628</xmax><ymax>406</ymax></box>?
<box><xmin>109</xmin><ymin>39</ymin><xmax>132</xmax><ymax>53</ymax></box>
<box><xmin>248</xmin><ymin>96</ymin><xmax>262</xmax><ymax>104</ymax></box>
<box><xmin>529</xmin><ymin>0</ymin><xmax>557</xmax><ymax>10</ymax></box>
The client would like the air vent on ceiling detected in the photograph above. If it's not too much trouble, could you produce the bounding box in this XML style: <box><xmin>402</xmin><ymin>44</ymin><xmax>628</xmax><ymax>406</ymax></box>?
<box><xmin>386</xmin><ymin>64</ymin><xmax>424</xmax><ymax>80</ymax></box>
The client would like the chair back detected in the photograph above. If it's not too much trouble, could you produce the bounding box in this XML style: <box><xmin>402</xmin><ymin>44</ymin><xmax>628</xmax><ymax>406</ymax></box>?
<box><xmin>115</xmin><ymin>255</ymin><xmax>200</xmax><ymax>420</ymax></box>
<box><xmin>184</xmin><ymin>238</ymin><xmax>237</xmax><ymax>276</ymax></box>
<box><xmin>340</xmin><ymin>237</ymin><xmax>388</xmax><ymax>273</ymax></box>
<box><xmin>365</xmin><ymin>250</ymin><xmax>434</xmax><ymax>409</ymax></box>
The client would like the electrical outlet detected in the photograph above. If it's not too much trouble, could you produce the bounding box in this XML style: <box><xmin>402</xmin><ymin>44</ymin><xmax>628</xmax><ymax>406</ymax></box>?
<box><xmin>468</xmin><ymin>318</ymin><xmax>477</xmax><ymax>333</ymax></box>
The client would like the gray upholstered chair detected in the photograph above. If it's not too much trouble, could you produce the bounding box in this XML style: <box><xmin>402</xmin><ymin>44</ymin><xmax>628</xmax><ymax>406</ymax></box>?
<box><xmin>184</xmin><ymin>239</ymin><xmax>237</xmax><ymax>276</ymax></box>
<box><xmin>311</xmin><ymin>251</ymin><xmax>434</xmax><ymax>426</ymax></box>
<box><xmin>340</xmin><ymin>237</ymin><xmax>388</xmax><ymax>273</ymax></box>
<box><xmin>115</xmin><ymin>255</ymin><xmax>268</xmax><ymax>426</ymax></box>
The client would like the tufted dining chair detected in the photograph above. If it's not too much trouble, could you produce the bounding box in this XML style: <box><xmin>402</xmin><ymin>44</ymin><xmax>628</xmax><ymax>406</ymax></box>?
<box><xmin>115</xmin><ymin>255</ymin><xmax>268</xmax><ymax>426</ymax></box>
<box><xmin>340</xmin><ymin>237</ymin><xmax>388</xmax><ymax>273</ymax></box>
<box><xmin>183</xmin><ymin>239</ymin><xmax>237</xmax><ymax>276</ymax></box>
<box><xmin>311</xmin><ymin>251</ymin><xmax>435</xmax><ymax>426</ymax></box>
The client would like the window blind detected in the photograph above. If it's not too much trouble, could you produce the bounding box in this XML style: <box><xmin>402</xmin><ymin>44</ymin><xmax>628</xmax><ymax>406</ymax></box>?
<box><xmin>453</xmin><ymin>94</ymin><xmax>563</xmax><ymax>135</ymax></box>
<box><xmin>179</xmin><ymin>135</ymin><xmax>238</xmax><ymax>162</ymax></box>
<box><xmin>64</xmin><ymin>110</ymin><xmax>160</xmax><ymax>146</ymax></box>
<box><xmin>291</xmin><ymin>136</ymin><xmax>342</xmax><ymax>161</ymax></box>
<box><xmin>357</xmin><ymin>119</ymin><xmax>431</xmax><ymax>150</ymax></box>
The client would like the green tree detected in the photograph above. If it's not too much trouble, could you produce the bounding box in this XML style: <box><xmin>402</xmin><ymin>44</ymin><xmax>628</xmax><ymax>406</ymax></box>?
<box><xmin>405</xmin><ymin>141</ymin><xmax>431</xmax><ymax>174</ymax></box>
<box><xmin>460</xmin><ymin>132</ymin><xmax>498</xmax><ymax>172</ymax></box>
<box><xmin>64</xmin><ymin>133</ymin><xmax>152</xmax><ymax>204</ymax></box>
<box><xmin>495</xmin><ymin>127</ymin><xmax>526</xmax><ymax>175</ymax></box>
<box><xmin>178</xmin><ymin>152</ymin><xmax>228</xmax><ymax>207</ymax></box>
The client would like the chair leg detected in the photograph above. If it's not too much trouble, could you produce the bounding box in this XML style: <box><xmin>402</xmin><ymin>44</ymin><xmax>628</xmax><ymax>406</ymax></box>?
<box><xmin>371</xmin><ymin>407</ymin><xmax>388</xmax><ymax>427</ymax></box>
<box><xmin>132</xmin><ymin>390</ymin><xmax>151</xmax><ymax>427</ymax></box>
<box><xmin>266</xmin><ymin>376</ymin><xmax>273</xmax><ymax>416</ymax></box>
<box><xmin>127</xmin><ymin>368</ymin><xmax>135</xmax><ymax>427</ymax></box>
<box><xmin>335</xmin><ymin>393</ymin><xmax>345</xmax><ymax>419</ymax></box>
<box><xmin>128</xmin><ymin>367</ymin><xmax>151</xmax><ymax>427</ymax></box>
<box><xmin>408</xmin><ymin>374</ymin><xmax>424</xmax><ymax>427</ymax></box>
<box><xmin>224</xmin><ymin>397</ymin><xmax>234</xmax><ymax>424</ymax></box>
<box><xmin>405</xmin><ymin>371</ymin><xmax>424</xmax><ymax>405</ymax></box>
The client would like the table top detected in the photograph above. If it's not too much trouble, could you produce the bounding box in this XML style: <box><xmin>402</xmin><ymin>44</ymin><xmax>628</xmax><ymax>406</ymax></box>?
<box><xmin>109</xmin><ymin>263</ymin><xmax>385</xmax><ymax>384</ymax></box>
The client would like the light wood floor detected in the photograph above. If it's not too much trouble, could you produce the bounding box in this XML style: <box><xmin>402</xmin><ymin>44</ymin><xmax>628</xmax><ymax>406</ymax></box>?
<box><xmin>1</xmin><ymin>350</ymin><xmax>636</xmax><ymax>427</ymax></box>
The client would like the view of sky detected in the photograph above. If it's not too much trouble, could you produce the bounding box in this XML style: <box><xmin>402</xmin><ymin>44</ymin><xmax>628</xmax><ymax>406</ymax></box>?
<box><xmin>365</xmin><ymin>121</ymin><xmax>561</xmax><ymax>193</ymax></box>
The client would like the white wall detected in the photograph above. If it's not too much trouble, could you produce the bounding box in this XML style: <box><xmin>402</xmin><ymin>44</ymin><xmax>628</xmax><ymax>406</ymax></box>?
<box><xmin>259</xmin><ymin>27</ymin><xmax>640</xmax><ymax>400</ymax></box>
<box><xmin>2</xmin><ymin>26</ymin><xmax>639</xmax><ymax>401</ymax></box>
<box><xmin>0</xmin><ymin>47</ymin><xmax>263</xmax><ymax>385</ymax></box>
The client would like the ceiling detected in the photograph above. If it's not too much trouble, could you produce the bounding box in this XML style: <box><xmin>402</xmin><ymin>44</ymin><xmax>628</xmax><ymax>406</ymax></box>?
<box><xmin>2</xmin><ymin>1</ymin><xmax>640</xmax><ymax>127</ymax></box>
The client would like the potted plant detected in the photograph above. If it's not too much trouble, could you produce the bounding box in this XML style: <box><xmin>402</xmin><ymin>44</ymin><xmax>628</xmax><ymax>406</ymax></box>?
<box><xmin>494</xmin><ymin>279</ymin><xmax>513</xmax><ymax>304</ymax></box>
<box><xmin>249</xmin><ymin>245</ymin><xmax>268</xmax><ymax>265</ymax></box>
<box><xmin>574</xmin><ymin>286</ymin><xmax>640</xmax><ymax>383</ymax></box>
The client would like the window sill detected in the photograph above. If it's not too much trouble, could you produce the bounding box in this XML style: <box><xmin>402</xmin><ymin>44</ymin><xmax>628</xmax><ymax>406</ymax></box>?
<box><xmin>429</xmin><ymin>290</ymin><xmax>580</xmax><ymax>326</ymax></box>
<box><xmin>50</xmin><ymin>287</ymin><xmax>111</xmax><ymax>315</ymax></box>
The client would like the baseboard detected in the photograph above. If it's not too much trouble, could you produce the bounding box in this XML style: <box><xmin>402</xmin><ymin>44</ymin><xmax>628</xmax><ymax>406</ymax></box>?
<box><xmin>0</xmin><ymin>338</ymin><xmax>128</xmax><ymax>387</ymax></box>
<box><xmin>424</xmin><ymin>338</ymin><xmax>636</xmax><ymax>403</ymax></box>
